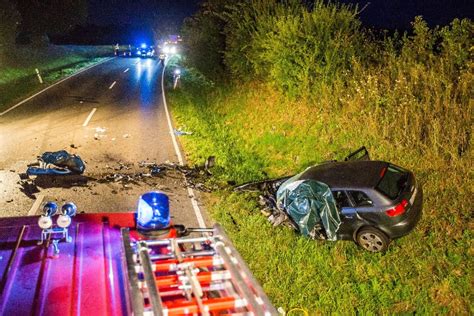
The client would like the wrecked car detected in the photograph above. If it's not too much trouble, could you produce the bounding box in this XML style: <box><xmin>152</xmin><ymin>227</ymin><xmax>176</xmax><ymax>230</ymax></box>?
<box><xmin>239</xmin><ymin>147</ymin><xmax>423</xmax><ymax>252</ymax></box>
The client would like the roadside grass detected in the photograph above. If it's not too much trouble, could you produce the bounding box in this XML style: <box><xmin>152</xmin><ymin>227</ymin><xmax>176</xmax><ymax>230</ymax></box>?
<box><xmin>165</xmin><ymin>65</ymin><xmax>472</xmax><ymax>313</ymax></box>
<box><xmin>0</xmin><ymin>45</ymin><xmax>112</xmax><ymax>111</ymax></box>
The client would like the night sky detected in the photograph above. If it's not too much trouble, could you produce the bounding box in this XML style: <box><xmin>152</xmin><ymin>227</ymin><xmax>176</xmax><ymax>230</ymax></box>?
<box><xmin>339</xmin><ymin>0</ymin><xmax>474</xmax><ymax>29</ymax></box>
<box><xmin>84</xmin><ymin>0</ymin><xmax>473</xmax><ymax>41</ymax></box>
<box><xmin>88</xmin><ymin>0</ymin><xmax>201</xmax><ymax>28</ymax></box>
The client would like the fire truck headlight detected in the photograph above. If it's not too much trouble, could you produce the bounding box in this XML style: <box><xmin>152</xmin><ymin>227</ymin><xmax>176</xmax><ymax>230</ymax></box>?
<box><xmin>57</xmin><ymin>215</ymin><xmax>72</xmax><ymax>228</ymax></box>
<box><xmin>38</xmin><ymin>215</ymin><xmax>53</xmax><ymax>230</ymax></box>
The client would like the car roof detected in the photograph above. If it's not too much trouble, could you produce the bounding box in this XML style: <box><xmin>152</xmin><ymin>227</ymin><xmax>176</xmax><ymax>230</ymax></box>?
<box><xmin>298</xmin><ymin>160</ymin><xmax>389</xmax><ymax>189</ymax></box>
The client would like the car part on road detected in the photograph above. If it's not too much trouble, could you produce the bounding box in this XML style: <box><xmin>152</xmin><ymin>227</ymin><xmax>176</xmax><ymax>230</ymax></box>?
<box><xmin>27</xmin><ymin>150</ymin><xmax>86</xmax><ymax>176</ymax></box>
<box><xmin>173</xmin><ymin>128</ymin><xmax>193</xmax><ymax>136</ymax></box>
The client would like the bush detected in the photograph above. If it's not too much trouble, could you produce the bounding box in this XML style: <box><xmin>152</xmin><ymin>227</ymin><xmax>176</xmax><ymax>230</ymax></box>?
<box><xmin>0</xmin><ymin>0</ymin><xmax>21</xmax><ymax>50</ymax></box>
<box><xmin>181</xmin><ymin>0</ymin><xmax>230</xmax><ymax>80</ymax></box>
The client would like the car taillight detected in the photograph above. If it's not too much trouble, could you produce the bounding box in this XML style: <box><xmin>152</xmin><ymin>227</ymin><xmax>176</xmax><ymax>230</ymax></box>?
<box><xmin>386</xmin><ymin>199</ymin><xmax>408</xmax><ymax>217</ymax></box>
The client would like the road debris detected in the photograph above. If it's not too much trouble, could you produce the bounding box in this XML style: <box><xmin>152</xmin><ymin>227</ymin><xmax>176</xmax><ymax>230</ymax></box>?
<box><xmin>94</xmin><ymin>127</ymin><xmax>107</xmax><ymax>140</ymax></box>
<box><xmin>15</xmin><ymin>155</ymin><xmax>218</xmax><ymax>199</ymax></box>
<box><xmin>173</xmin><ymin>129</ymin><xmax>192</xmax><ymax>136</ymax></box>
<box><xmin>26</xmin><ymin>150</ymin><xmax>86</xmax><ymax>176</ymax></box>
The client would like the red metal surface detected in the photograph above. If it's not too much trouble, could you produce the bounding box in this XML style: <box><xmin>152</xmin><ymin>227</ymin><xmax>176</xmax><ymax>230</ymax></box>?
<box><xmin>164</xmin><ymin>297</ymin><xmax>240</xmax><ymax>315</ymax></box>
<box><xmin>0</xmin><ymin>213</ymin><xmax>135</xmax><ymax>315</ymax></box>
<box><xmin>153</xmin><ymin>256</ymin><xmax>221</xmax><ymax>272</ymax></box>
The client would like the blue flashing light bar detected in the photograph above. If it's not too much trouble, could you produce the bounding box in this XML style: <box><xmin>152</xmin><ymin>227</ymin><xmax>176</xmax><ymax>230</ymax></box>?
<box><xmin>136</xmin><ymin>191</ymin><xmax>170</xmax><ymax>231</ymax></box>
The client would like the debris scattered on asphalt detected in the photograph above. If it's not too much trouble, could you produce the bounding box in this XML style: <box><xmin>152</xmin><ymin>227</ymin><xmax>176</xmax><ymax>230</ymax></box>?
<box><xmin>150</xmin><ymin>165</ymin><xmax>162</xmax><ymax>175</ymax></box>
<box><xmin>70</xmin><ymin>144</ymin><xmax>79</xmax><ymax>149</ymax></box>
<box><xmin>13</xmin><ymin>155</ymin><xmax>218</xmax><ymax>200</ymax></box>
<box><xmin>94</xmin><ymin>127</ymin><xmax>107</xmax><ymax>140</ymax></box>
<box><xmin>173</xmin><ymin>129</ymin><xmax>193</xmax><ymax>136</ymax></box>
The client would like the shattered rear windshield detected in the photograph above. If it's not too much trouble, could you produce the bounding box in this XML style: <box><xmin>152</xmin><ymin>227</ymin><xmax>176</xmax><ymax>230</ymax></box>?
<box><xmin>376</xmin><ymin>165</ymin><xmax>408</xmax><ymax>200</ymax></box>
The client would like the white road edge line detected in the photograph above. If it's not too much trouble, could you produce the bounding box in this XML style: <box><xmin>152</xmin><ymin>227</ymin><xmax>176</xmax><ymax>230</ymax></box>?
<box><xmin>0</xmin><ymin>57</ymin><xmax>115</xmax><ymax>117</ymax></box>
<box><xmin>109</xmin><ymin>81</ymin><xmax>117</xmax><ymax>89</ymax></box>
<box><xmin>82</xmin><ymin>107</ymin><xmax>97</xmax><ymax>127</ymax></box>
<box><xmin>160</xmin><ymin>63</ymin><xmax>206</xmax><ymax>228</ymax></box>
<box><xmin>28</xmin><ymin>194</ymin><xmax>45</xmax><ymax>216</ymax></box>
<box><xmin>124</xmin><ymin>68</ymin><xmax>130</xmax><ymax>73</ymax></box>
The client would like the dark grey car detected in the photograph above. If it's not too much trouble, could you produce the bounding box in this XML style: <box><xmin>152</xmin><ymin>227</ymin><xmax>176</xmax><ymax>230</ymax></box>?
<box><xmin>236</xmin><ymin>147</ymin><xmax>423</xmax><ymax>252</ymax></box>
<box><xmin>295</xmin><ymin>160</ymin><xmax>423</xmax><ymax>251</ymax></box>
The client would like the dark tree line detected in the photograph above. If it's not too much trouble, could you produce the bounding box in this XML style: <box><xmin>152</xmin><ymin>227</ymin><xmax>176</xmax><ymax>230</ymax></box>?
<box><xmin>1</xmin><ymin>0</ymin><xmax>87</xmax><ymax>47</ymax></box>
<box><xmin>0</xmin><ymin>0</ymin><xmax>21</xmax><ymax>49</ymax></box>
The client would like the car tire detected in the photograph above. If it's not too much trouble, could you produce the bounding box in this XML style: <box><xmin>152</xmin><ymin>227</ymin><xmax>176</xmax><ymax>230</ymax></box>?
<box><xmin>356</xmin><ymin>227</ymin><xmax>390</xmax><ymax>252</ymax></box>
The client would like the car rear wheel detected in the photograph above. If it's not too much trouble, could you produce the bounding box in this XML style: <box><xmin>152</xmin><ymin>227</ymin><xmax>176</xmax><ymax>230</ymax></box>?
<box><xmin>356</xmin><ymin>227</ymin><xmax>390</xmax><ymax>252</ymax></box>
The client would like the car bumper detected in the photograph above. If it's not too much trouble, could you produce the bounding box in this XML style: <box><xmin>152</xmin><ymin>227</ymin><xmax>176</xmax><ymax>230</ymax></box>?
<box><xmin>386</xmin><ymin>186</ymin><xmax>423</xmax><ymax>239</ymax></box>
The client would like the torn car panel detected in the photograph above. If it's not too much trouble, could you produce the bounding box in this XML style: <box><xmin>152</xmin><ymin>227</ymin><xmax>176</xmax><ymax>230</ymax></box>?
<box><xmin>276</xmin><ymin>173</ymin><xmax>341</xmax><ymax>241</ymax></box>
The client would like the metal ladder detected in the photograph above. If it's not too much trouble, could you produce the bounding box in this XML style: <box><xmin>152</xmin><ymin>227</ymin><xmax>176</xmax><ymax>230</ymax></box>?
<box><xmin>122</xmin><ymin>225</ymin><xmax>278</xmax><ymax>316</ymax></box>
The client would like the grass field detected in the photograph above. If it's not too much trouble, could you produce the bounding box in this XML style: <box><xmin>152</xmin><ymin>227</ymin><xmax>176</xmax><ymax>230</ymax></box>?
<box><xmin>165</xmin><ymin>60</ymin><xmax>472</xmax><ymax>313</ymax></box>
<box><xmin>0</xmin><ymin>45</ymin><xmax>112</xmax><ymax>111</ymax></box>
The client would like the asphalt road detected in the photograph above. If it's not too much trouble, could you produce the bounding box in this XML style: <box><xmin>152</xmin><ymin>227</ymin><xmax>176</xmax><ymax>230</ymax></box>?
<box><xmin>0</xmin><ymin>57</ymin><xmax>209</xmax><ymax>228</ymax></box>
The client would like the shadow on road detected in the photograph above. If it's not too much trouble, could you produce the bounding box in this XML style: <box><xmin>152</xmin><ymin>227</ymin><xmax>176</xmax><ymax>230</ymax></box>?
<box><xmin>19</xmin><ymin>175</ymin><xmax>94</xmax><ymax>199</ymax></box>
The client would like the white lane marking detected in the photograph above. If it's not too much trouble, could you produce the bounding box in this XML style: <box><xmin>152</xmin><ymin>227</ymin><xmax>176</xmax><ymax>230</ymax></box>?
<box><xmin>0</xmin><ymin>57</ymin><xmax>115</xmax><ymax>116</ymax></box>
<box><xmin>28</xmin><ymin>194</ymin><xmax>45</xmax><ymax>216</ymax></box>
<box><xmin>123</xmin><ymin>68</ymin><xmax>129</xmax><ymax>73</ymax></box>
<box><xmin>109</xmin><ymin>81</ymin><xmax>117</xmax><ymax>89</ymax></box>
<box><xmin>82</xmin><ymin>107</ymin><xmax>97</xmax><ymax>127</ymax></box>
<box><xmin>160</xmin><ymin>63</ymin><xmax>206</xmax><ymax>228</ymax></box>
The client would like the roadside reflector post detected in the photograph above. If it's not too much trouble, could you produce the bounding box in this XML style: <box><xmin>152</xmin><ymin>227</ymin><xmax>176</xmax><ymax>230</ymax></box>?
<box><xmin>35</xmin><ymin>68</ymin><xmax>44</xmax><ymax>84</ymax></box>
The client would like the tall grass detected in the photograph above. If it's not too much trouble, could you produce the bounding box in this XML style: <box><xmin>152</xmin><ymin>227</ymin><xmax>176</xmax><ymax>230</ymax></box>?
<box><xmin>167</xmin><ymin>65</ymin><xmax>472</xmax><ymax>314</ymax></box>
<box><xmin>172</xmin><ymin>0</ymin><xmax>473</xmax><ymax>312</ymax></box>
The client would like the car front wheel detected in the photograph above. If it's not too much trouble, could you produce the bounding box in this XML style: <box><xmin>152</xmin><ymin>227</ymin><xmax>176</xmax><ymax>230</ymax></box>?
<box><xmin>356</xmin><ymin>227</ymin><xmax>390</xmax><ymax>252</ymax></box>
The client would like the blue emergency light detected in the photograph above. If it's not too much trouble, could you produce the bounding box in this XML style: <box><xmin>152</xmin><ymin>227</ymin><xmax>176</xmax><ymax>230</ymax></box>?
<box><xmin>136</xmin><ymin>191</ymin><xmax>170</xmax><ymax>230</ymax></box>
<box><xmin>141</xmin><ymin>43</ymin><xmax>147</xmax><ymax>48</ymax></box>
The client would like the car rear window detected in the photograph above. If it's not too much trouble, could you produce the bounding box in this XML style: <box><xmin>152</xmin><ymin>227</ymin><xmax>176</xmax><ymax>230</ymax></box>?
<box><xmin>376</xmin><ymin>165</ymin><xmax>409</xmax><ymax>200</ymax></box>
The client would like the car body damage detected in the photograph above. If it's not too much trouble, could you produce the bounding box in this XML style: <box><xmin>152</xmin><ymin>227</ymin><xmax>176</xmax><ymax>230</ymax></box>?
<box><xmin>276</xmin><ymin>175</ymin><xmax>341</xmax><ymax>241</ymax></box>
<box><xmin>236</xmin><ymin>147</ymin><xmax>423</xmax><ymax>252</ymax></box>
